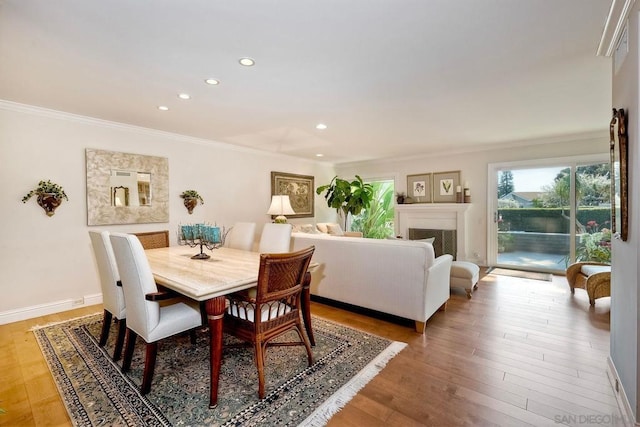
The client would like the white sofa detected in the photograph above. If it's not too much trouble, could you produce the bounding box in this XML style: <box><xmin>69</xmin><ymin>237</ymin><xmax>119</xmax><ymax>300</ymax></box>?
<box><xmin>291</xmin><ymin>232</ymin><xmax>453</xmax><ymax>333</ymax></box>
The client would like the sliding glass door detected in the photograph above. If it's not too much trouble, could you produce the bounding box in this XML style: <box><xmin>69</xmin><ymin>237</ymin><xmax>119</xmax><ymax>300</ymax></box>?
<box><xmin>488</xmin><ymin>156</ymin><xmax>610</xmax><ymax>274</ymax></box>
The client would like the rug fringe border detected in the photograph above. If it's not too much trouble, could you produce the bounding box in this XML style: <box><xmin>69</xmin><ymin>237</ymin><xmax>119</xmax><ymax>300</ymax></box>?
<box><xmin>298</xmin><ymin>340</ymin><xmax>407</xmax><ymax>426</ymax></box>
<box><xmin>29</xmin><ymin>312</ymin><xmax>101</xmax><ymax>331</ymax></box>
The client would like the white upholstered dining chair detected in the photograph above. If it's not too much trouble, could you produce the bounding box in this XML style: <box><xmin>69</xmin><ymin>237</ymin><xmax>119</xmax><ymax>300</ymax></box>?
<box><xmin>89</xmin><ymin>230</ymin><xmax>127</xmax><ymax>361</ymax></box>
<box><xmin>109</xmin><ymin>232</ymin><xmax>202</xmax><ymax>395</ymax></box>
<box><xmin>258</xmin><ymin>223</ymin><xmax>292</xmax><ymax>253</ymax></box>
<box><xmin>224</xmin><ymin>222</ymin><xmax>257</xmax><ymax>251</ymax></box>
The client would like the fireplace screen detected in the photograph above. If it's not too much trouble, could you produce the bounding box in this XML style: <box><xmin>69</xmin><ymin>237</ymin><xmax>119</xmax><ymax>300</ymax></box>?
<box><xmin>408</xmin><ymin>228</ymin><xmax>456</xmax><ymax>258</ymax></box>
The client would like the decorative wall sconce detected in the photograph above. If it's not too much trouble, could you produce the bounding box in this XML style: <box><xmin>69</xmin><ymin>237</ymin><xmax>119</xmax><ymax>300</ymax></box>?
<box><xmin>180</xmin><ymin>190</ymin><xmax>204</xmax><ymax>214</ymax></box>
<box><xmin>22</xmin><ymin>180</ymin><xmax>68</xmax><ymax>217</ymax></box>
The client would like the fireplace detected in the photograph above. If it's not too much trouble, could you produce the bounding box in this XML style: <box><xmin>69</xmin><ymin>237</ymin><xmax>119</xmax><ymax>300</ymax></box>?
<box><xmin>409</xmin><ymin>228</ymin><xmax>457</xmax><ymax>258</ymax></box>
<box><xmin>395</xmin><ymin>204</ymin><xmax>470</xmax><ymax>261</ymax></box>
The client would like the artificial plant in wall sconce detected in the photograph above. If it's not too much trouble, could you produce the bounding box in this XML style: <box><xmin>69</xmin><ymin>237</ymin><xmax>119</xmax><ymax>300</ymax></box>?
<box><xmin>22</xmin><ymin>180</ymin><xmax>69</xmax><ymax>217</ymax></box>
<box><xmin>180</xmin><ymin>190</ymin><xmax>204</xmax><ymax>214</ymax></box>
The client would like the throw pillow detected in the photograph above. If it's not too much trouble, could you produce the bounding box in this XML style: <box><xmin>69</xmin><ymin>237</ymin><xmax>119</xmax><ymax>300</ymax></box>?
<box><xmin>316</xmin><ymin>223</ymin><xmax>330</xmax><ymax>233</ymax></box>
<box><xmin>299</xmin><ymin>224</ymin><xmax>315</xmax><ymax>233</ymax></box>
<box><xmin>416</xmin><ymin>237</ymin><xmax>435</xmax><ymax>244</ymax></box>
<box><xmin>327</xmin><ymin>224</ymin><xmax>345</xmax><ymax>236</ymax></box>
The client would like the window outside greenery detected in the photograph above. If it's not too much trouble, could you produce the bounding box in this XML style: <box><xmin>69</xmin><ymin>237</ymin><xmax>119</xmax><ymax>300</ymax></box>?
<box><xmin>351</xmin><ymin>180</ymin><xmax>395</xmax><ymax>239</ymax></box>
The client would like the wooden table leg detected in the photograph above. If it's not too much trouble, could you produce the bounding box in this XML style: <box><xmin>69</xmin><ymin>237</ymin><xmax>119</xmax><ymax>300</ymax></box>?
<box><xmin>206</xmin><ymin>296</ymin><xmax>226</xmax><ymax>408</ymax></box>
<box><xmin>300</xmin><ymin>271</ymin><xmax>315</xmax><ymax>346</ymax></box>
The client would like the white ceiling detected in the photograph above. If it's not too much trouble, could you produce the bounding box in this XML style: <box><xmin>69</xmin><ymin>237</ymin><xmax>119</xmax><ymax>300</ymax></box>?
<box><xmin>0</xmin><ymin>0</ymin><xmax>613</xmax><ymax>164</ymax></box>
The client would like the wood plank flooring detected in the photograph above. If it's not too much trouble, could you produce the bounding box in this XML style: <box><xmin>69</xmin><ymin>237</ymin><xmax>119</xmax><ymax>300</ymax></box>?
<box><xmin>0</xmin><ymin>271</ymin><xmax>619</xmax><ymax>426</ymax></box>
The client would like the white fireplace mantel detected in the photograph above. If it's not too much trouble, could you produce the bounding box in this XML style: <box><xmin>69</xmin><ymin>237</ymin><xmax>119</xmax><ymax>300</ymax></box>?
<box><xmin>395</xmin><ymin>203</ymin><xmax>470</xmax><ymax>261</ymax></box>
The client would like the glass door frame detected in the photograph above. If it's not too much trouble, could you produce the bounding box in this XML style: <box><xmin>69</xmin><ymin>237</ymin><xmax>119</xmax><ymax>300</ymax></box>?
<box><xmin>487</xmin><ymin>154</ymin><xmax>609</xmax><ymax>273</ymax></box>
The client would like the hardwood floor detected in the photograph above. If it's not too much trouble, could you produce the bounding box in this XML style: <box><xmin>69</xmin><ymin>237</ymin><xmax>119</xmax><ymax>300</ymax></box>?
<box><xmin>0</xmin><ymin>271</ymin><xmax>619</xmax><ymax>426</ymax></box>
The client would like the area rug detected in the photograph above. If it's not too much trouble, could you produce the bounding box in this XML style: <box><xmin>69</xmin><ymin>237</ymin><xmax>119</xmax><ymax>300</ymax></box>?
<box><xmin>33</xmin><ymin>313</ymin><xmax>405</xmax><ymax>426</ymax></box>
<box><xmin>488</xmin><ymin>267</ymin><xmax>553</xmax><ymax>282</ymax></box>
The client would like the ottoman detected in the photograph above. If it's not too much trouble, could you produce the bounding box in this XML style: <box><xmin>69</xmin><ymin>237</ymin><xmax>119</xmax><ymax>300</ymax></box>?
<box><xmin>450</xmin><ymin>261</ymin><xmax>480</xmax><ymax>299</ymax></box>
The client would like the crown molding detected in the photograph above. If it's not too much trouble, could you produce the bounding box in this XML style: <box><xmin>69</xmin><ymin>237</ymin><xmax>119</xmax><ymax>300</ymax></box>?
<box><xmin>0</xmin><ymin>100</ymin><xmax>322</xmax><ymax>165</ymax></box>
<box><xmin>336</xmin><ymin>130</ymin><xmax>609</xmax><ymax>169</ymax></box>
<box><xmin>597</xmin><ymin>0</ymin><xmax>636</xmax><ymax>56</ymax></box>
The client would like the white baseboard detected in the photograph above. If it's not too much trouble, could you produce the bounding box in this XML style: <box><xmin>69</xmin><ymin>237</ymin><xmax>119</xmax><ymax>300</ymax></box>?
<box><xmin>0</xmin><ymin>293</ymin><xmax>102</xmax><ymax>325</ymax></box>
<box><xmin>607</xmin><ymin>356</ymin><xmax>638</xmax><ymax>426</ymax></box>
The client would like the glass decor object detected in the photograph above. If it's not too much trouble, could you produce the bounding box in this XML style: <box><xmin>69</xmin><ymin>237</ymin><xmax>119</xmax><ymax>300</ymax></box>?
<box><xmin>177</xmin><ymin>223</ymin><xmax>230</xmax><ymax>259</ymax></box>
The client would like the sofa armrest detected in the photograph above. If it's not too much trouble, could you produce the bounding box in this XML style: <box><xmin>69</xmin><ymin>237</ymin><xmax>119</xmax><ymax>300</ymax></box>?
<box><xmin>420</xmin><ymin>254</ymin><xmax>453</xmax><ymax>331</ymax></box>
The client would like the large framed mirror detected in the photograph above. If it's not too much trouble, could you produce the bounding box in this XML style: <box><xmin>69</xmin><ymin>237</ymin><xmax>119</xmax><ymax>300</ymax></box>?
<box><xmin>86</xmin><ymin>148</ymin><xmax>169</xmax><ymax>225</ymax></box>
<box><xmin>609</xmin><ymin>108</ymin><xmax>628</xmax><ymax>241</ymax></box>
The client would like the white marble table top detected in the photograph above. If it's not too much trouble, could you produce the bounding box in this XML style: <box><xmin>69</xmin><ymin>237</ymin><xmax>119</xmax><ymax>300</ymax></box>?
<box><xmin>145</xmin><ymin>246</ymin><xmax>260</xmax><ymax>300</ymax></box>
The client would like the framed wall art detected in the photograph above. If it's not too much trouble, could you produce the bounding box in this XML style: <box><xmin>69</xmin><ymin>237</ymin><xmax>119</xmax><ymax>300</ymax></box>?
<box><xmin>406</xmin><ymin>173</ymin><xmax>432</xmax><ymax>203</ymax></box>
<box><xmin>270</xmin><ymin>171</ymin><xmax>315</xmax><ymax>218</ymax></box>
<box><xmin>610</xmin><ymin>108</ymin><xmax>628</xmax><ymax>241</ymax></box>
<box><xmin>432</xmin><ymin>170</ymin><xmax>460</xmax><ymax>203</ymax></box>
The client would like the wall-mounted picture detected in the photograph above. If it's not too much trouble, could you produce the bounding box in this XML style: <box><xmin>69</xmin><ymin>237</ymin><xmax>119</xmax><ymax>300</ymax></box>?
<box><xmin>610</xmin><ymin>108</ymin><xmax>628</xmax><ymax>241</ymax></box>
<box><xmin>271</xmin><ymin>171</ymin><xmax>315</xmax><ymax>218</ymax></box>
<box><xmin>406</xmin><ymin>173</ymin><xmax>432</xmax><ymax>203</ymax></box>
<box><xmin>432</xmin><ymin>170</ymin><xmax>461</xmax><ymax>203</ymax></box>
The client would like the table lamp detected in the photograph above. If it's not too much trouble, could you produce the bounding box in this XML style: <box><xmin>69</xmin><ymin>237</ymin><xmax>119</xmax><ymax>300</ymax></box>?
<box><xmin>267</xmin><ymin>195</ymin><xmax>295</xmax><ymax>223</ymax></box>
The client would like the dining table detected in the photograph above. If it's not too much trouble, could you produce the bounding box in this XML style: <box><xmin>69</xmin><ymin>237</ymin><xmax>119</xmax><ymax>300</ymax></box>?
<box><xmin>144</xmin><ymin>244</ymin><xmax>314</xmax><ymax>408</ymax></box>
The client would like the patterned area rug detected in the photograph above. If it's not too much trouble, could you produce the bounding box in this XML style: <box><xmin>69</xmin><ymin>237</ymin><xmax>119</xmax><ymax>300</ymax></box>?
<box><xmin>33</xmin><ymin>313</ymin><xmax>405</xmax><ymax>426</ymax></box>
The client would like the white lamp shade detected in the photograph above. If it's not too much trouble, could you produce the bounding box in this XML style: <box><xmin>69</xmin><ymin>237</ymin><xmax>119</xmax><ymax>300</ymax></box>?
<box><xmin>267</xmin><ymin>195</ymin><xmax>296</xmax><ymax>216</ymax></box>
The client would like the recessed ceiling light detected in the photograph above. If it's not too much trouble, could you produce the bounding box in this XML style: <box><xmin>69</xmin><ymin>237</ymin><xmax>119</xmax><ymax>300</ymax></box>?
<box><xmin>158</xmin><ymin>106</ymin><xmax>169</xmax><ymax>111</ymax></box>
<box><xmin>316</xmin><ymin>154</ymin><xmax>324</xmax><ymax>157</ymax></box>
<box><xmin>316</xmin><ymin>123</ymin><xmax>327</xmax><ymax>130</ymax></box>
<box><xmin>205</xmin><ymin>78</ymin><xmax>220</xmax><ymax>85</ymax></box>
<box><xmin>239</xmin><ymin>57</ymin><xmax>255</xmax><ymax>66</ymax></box>
<box><xmin>178</xmin><ymin>93</ymin><xmax>191</xmax><ymax>100</ymax></box>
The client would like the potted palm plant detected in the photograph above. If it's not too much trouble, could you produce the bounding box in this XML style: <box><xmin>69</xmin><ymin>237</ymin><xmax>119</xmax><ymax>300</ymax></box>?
<box><xmin>180</xmin><ymin>190</ymin><xmax>204</xmax><ymax>214</ymax></box>
<box><xmin>316</xmin><ymin>175</ymin><xmax>374</xmax><ymax>231</ymax></box>
<box><xmin>22</xmin><ymin>180</ymin><xmax>68</xmax><ymax>217</ymax></box>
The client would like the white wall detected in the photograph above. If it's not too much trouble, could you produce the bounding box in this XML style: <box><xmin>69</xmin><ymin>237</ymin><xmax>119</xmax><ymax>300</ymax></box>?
<box><xmin>0</xmin><ymin>102</ymin><xmax>336</xmax><ymax>322</ymax></box>
<box><xmin>610</xmin><ymin>4</ymin><xmax>640</xmax><ymax>421</ymax></box>
<box><xmin>336</xmin><ymin>134</ymin><xmax>608</xmax><ymax>264</ymax></box>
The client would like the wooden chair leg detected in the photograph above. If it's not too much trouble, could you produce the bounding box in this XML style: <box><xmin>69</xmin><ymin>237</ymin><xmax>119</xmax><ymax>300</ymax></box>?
<box><xmin>189</xmin><ymin>329</ymin><xmax>197</xmax><ymax>344</ymax></box>
<box><xmin>113</xmin><ymin>319</ymin><xmax>127</xmax><ymax>361</ymax></box>
<box><xmin>141</xmin><ymin>342</ymin><xmax>158</xmax><ymax>395</ymax></box>
<box><xmin>295</xmin><ymin>324</ymin><xmax>314</xmax><ymax>367</ymax></box>
<box><xmin>301</xmin><ymin>272</ymin><xmax>315</xmax><ymax>346</ymax></box>
<box><xmin>99</xmin><ymin>309</ymin><xmax>113</xmax><ymax>347</ymax></box>
<box><xmin>122</xmin><ymin>329</ymin><xmax>137</xmax><ymax>372</ymax></box>
<box><xmin>255</xmin><ymin>340</ymin><xmax>266</xmax><ymax>399</ymax></box>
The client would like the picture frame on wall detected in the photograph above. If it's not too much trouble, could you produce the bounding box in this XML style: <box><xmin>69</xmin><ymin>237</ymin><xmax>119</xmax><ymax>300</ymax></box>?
<box><xmin>406</xmin><ymin>173</ymin><xmax>432</xmax><ymax>203</ymax></box>
<box><xmin>432</xmin><ymin>170</ymin><xmax>461</xmax><ymax>203</ymax></box>
<box><xmin>270</xmin><ymin>171</ymin><xmax>315</xmax><ymax>218</ymax></box>
<box><xmin>610</xmin><ymin>108</ymin><xmax>628</xmax><ymax>241</ymax></box>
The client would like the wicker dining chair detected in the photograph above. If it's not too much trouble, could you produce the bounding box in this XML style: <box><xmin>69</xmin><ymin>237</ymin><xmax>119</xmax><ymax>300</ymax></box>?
<box><xmin>225</xmin><ymin>246</ymin><xmax>315</xmax><ymax>399</ymax></box>
<box><xmin>132</xmin><ymin>230</ymin><xmax>170</xmax><ymax>249</ymax></box>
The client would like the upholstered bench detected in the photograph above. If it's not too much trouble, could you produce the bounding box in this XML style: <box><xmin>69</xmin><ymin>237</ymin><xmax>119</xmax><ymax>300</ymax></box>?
<box><xmin>450</xmin><ymin>261</ymin><xmax>480</xmax><ymax>298</ymax></box>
